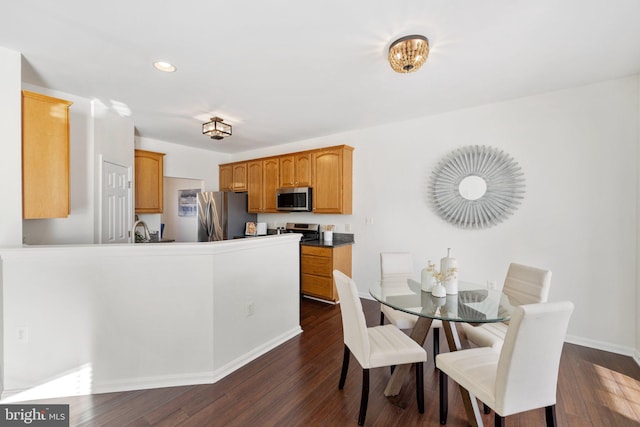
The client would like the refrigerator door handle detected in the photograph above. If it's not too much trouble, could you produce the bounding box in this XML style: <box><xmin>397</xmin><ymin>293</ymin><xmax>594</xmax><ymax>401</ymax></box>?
<box><xmin>205</xmin><ymin>199</ymin><xmax>214</xmax><ymax>241</ymax></box>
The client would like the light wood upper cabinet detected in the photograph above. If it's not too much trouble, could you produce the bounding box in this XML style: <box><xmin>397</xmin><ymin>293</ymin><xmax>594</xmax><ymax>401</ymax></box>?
<box><xmin>262</xmin><ymin>158</ymin><xmax>280</xmax><ymax>212</ymax></box>
<box><xmin>247</xmin><ymin>160</ymin><xmax>263</xmax><ymax>212</ymax></box>
<box><xmin>248</xmin><ymin>158</ymin><xmax>279</xmax><ymax>213</ymax></box>
<box><xmin>135</xmin><ymin>149</ymin><xmax>165</xmax><ymax>214</ymax></box>
<box><xmin>217</xmin><ymin>144</ymin><xmax>353</xmax><ymax>214</ymax></box>
<box><xmin>279</xmin><ymin>152</ymin><xmax>312</xmax><ymax>188</ymax></box>
<box><xmin>22</xmin><ymin>90</ymin><xmax>73</xmax><ymax>219</ymax></box>
<box><xmin>219</xmin><ymin>164</ymin><xmax>233</xmax><ymax>191</ymax></box>
<box><xmin>232</xmin><ymin>162</ymin><xmax>247</xmax><ymax>191</ymax></box>
<box><xmin>312</xmin><ymin>146</ymin><xmax>353</xmax><ymax>214</ymax></box>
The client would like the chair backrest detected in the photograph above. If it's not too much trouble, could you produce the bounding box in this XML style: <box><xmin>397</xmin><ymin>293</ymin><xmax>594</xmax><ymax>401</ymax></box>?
<box><xmin>333</xmin><ymin>270</ymin><xmax>371</xmax><ymax>367</ymax></box>
<box><xmin>380</xmin><ymin>252</ymin><xmax>414</xmax><ymax>280</ymax></box>
<box><xmin>503</xmin><ymin>263</ymin><xmax>552</xmax><ymax>306</ymax></box>
<box><xmin>494</xmin><ymin>301</ymin><xmax>574</xmax><ymax>416</ymax></box>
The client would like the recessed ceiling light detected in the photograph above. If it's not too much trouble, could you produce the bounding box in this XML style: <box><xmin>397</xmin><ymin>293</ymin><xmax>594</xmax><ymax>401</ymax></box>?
<box><xmin>153</xmin><ymin>61</ymin><xmax>176</xmax><ymax>73</ymax></box>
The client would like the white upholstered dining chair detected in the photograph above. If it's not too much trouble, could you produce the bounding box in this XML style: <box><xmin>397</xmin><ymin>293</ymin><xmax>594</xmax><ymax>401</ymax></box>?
<box><xmin>436</xmin><ymin>301</ymin><xmax>574</xmax><ymax>427</ymax></box>
<box><xmin>333</xmin><ymin>270</ymin><xmax>427</xmax><ymax>425</ymax></box>
<box><xmin>461</xmin><ymin>263</ymin><xmax>552</xmax><ymax>350</ymax></box>
<box><xmin>379</xmin><ymin>252</ymin><xmax>443</xmax><ymax>359</ymax></box>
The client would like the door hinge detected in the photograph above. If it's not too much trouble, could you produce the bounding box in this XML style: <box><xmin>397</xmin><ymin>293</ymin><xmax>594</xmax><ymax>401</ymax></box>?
<box><xmin>128</xmin><ymin>181</ymin><xmax>132</xmax><ymax>189</ymax></box>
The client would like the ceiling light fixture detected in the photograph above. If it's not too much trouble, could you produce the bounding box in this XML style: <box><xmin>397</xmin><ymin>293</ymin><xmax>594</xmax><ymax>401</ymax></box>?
<box><xmin>153</xmin><ymin>61</ymin><xmax>176</xmax><ymax>73</ymax></box>
<box><xmin>388</xmin><ymin>35</ymin><xmax>429</xmax><ymax>73</ymax></box>
<box><xmin>202</xmin><ymin>117</ymin><xmax>232</xmax><ymax>140</ymax></box>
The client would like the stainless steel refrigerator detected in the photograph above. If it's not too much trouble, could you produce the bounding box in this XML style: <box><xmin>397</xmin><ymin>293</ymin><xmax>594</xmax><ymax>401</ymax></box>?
<box><xmin>197</xmin><ymin>192</ymin><xmax>256</xmax><ymax>241</ymax></box>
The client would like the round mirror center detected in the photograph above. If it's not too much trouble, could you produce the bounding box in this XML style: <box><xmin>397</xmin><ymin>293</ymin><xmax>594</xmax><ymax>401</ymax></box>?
<box><xmin>459</xmin><ymin>175</ymin><xmax>487</xmax><ymax>200</ymax></box>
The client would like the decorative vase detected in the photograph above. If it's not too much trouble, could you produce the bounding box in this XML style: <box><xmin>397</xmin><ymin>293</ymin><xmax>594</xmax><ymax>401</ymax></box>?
<box><xmin>431</xmin><ymin>282</ymin><xmax>447</xmax><ymax>298</ymax></box>
<box><xmin>421</xmin><ymin>260</ymin><xmax>435</xmax><ymax>292</ymax></box>
<box><xmin>441</xmin><ymin>248</ymin><xmax>458</xmax><ymax>295</ymax></box>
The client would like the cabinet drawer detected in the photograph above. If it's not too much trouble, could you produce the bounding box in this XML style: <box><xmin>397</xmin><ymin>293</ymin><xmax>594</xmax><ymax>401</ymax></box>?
<box><xmin>301</xmin><ymin>274</ymin><xmax>334</xmax><ymax>300</ymax></box>
<box><xmin>301</xmin><ymin>245</ymin><xmax>331</xmax><ymax>257</ymax></box>
<box><xmin>301</xmin><ymin>255</ymin><xmax>332</xmax><ymax>277</ymax></box>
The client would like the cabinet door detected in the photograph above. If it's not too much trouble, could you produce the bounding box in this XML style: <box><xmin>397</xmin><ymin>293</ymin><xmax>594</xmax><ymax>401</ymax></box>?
<box><xmin>312</xmin><ymin>146</ymin><xmax>353</xmax><ymax>214</ymax></box>
<box><xmin>280</xmin><ymin>153</ymin><xmax>312</xmax><ymax>188</ymax></box>
<box><xmin>313</xmin><ymin>148</ymin><xmax>342</xmax><ymax>213</ymax></box>
<box><xmin>219</xmin><ymin>164</ymin><xmax>233</xmax><ymax>191</ymax></box>
<box><xmin>233</xmin><ymin>163</ymin><xmax>247</xmax><ymax>191</ymax></box>
<box><xmin>247</xmin><ymin>160</ymin><xmax>263</xmax><ymax>213</ymax></box>
<box><xmin>294</xmin><ymin>152</ymin><xmax>312</xmax><ymax>186</ymax></box>
<box><xmin>135</xmin><ymin>149</ymin><xmax>164</xmax><ymax>213</ymax></box>
<box><xmin>279</xmin><ymin>155</ymin><xmax>295</xmax><ymax>187</ymax></box>
<box><xmin>22</xmin><ymin>90</ymin><xmax>73</xmax><ymax>219</ymax></box>
<box><xmin>262</xmin><ymin>158</ymin><xmax>280</xmax><ymax>212</ymax></box>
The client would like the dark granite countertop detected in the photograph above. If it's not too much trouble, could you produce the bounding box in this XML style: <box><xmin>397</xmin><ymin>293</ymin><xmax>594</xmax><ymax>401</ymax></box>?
<box><xmin>300</xmin><ymin>233</ymin><xmax>355</xmax><ymax>248</ymax></box>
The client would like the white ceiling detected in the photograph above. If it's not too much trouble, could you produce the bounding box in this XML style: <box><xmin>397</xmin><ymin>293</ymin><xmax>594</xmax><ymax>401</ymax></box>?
<box><xmin>3</xmin><ymin>1</ymin><xmax>640</xmax><ymax>154</ymax></box>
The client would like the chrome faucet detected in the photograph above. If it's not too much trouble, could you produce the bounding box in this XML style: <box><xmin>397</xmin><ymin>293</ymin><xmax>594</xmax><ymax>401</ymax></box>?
<box><xmin>131</xmin><ymin>220</ymin><xmax>151</xmax><ymax>243</ymax></box>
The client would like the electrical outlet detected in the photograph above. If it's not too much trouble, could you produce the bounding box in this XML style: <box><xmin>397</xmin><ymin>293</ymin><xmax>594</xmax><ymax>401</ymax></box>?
<box><xmin>344</xmin><ymin>223</ymin><xmax>351</xmax><ymax>232</ymax></box>
<box><xmin>17</xmin><ymin>327</ymin><xmax>29</xmax><ymax>343</ymax></box>
<box><xmin>246</xmin><ymin>302</ymin><xmax>255</xmax><ymax>317</ymax></box>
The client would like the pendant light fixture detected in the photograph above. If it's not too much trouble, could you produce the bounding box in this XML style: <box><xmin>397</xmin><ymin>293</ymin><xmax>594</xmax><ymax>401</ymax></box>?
<box><xmin>388</xmin><ymin>35</ymin><xmax>430</xmax><ymax>73</ymax></box>
<box><xmin>202</xmin><ymin>117</ymin><xmax>232</xmax><ymax>140</ymax></box>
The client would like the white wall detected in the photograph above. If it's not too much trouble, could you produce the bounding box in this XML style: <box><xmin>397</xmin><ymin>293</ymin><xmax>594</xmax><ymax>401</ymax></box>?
<box><xmin>636</xmin><ymin>74</ymin><xmax>640</xmax><ymax>364</ymax></box>
<box><xmin>163</xmin><ymin>177</ymin><xmax>204</xmax><ymax>242</ymax></box>
<box><xmin>246</xmin><ymin>76</ymin><xmax>640</xmax><ymax>355</ymax></box>
<box><xmin>0</xmin><ymin>47</ymin><xmax>23</xmax><ymax>247</ymax></box>
<box><xmin>135</xmin><ymin>136</ymin><xmax>230</xmax><ymax>191</ymax></box>
<box><xmin>92</xmin><ymin>100</ymin><xmax>135</xmax><ymax>243</ymax></box>
<box><xmin>21</xmin><ymin>84</ymin><xmax>94</xmax><ymax>245</ymax></box>
<box><xmin>0</xmin><ymin>236</ymin><xmax>301</xmax><ymax>401</ymax></box>
<box><xmin>20</xmin><ymin>86</ymin><xmax>135</xmax><ymax>245</ymax></box>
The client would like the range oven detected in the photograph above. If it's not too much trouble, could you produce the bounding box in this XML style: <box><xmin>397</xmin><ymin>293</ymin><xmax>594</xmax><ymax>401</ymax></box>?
<box><xmin>284</xmin><ymin>222</ymin><xmax>319</xmax><ymax>241</ymax></box>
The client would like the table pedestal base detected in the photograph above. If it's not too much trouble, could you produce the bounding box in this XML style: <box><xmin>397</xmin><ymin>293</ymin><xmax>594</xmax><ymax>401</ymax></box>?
<box><xmin>383</xmin><ymin>317</ymin><xmax>484</xmax><ymax>427</ymax></box>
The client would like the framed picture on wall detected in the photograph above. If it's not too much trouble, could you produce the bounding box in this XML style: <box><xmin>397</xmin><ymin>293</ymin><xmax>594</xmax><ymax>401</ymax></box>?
<box><xmin>178</xmin><ymin>189</ymin><xmax>200</xmax><ymax>216</ymax></box>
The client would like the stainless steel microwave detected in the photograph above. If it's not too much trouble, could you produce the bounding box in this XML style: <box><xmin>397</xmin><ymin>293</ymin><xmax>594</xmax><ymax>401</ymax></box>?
<box><xmin>276</xmin><ymin>187</ymin><xmax>312</xmax><ymax>211</ymax></box>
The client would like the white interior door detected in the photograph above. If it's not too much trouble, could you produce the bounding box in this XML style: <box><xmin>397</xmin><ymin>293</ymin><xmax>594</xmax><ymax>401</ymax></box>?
<box><xmin>102</xmin><ymin>161</ymin><xmax>130</xmax><ymax>243</ymax></box>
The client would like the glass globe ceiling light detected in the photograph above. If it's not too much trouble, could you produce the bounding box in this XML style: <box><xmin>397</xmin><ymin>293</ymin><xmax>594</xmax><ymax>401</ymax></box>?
<box><xmin>388</xmin><ymin>35</ymin><xmax>430</xmax><ymax>73</ymax></box>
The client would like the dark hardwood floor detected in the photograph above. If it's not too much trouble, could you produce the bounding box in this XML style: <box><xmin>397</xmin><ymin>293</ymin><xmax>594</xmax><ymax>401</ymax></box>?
<box><xmin>23</xmin><ymin>298</ymin><xmax>640</xmax><ymax>426</ymax></box>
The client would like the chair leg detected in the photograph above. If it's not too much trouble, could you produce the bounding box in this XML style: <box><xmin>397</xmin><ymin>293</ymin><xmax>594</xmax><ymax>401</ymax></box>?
<box><xmin>484</xmin><ymin>403</ymin><xmax>491</xmax><ymax>414</ymax></box>
<box><xmin>545</xmin><ymin>405</ymin><xmax>557</xmax><ymax>427</ymax></box>
<box><xmin>380</xmin><ymin>311</ymin><xmax>385</xmax><ymax>325</ymax></box>
<box><xmin>416</xmin><ymin>362</ymin><xmax>424</xmax><ymax>413</ymax></box>
<box><xmin>439</xmin><ymin>369</ymin><xmax>448</xmax><ymax>424</ymax></box>
<box><xmin>433</xmin><ymin>328</ymin><xmax>440</xmax><ymax>360</ymax></box>
<box><xmin>339</xmin><ymin>345</ymin><xmax>350</xmax><ymax>389</ymax></box>
<box><xmin>358</xmin><ymin>369</ymin><xmax>370</xmax><ymax>426</ymax></box>
<box><xmin>494</xmin><ymin>413</ymin><xmax>505</xmax><ymax>427</ymax></box>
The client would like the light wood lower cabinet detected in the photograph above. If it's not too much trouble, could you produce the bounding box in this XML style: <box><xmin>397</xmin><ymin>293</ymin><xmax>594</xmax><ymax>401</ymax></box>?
<box><xmin>301</xmin><ymin>244</ymin><xmax>352</xmax><ymax>302</ymax></box>
<box><xmin>22</xmin><ymin>90</ymin><xmax>73</xmax><ymax>219</ymax></box>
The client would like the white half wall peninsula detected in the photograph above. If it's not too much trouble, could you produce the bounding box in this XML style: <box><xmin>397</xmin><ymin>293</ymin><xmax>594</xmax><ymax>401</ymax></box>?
<box><xmin>0</xmin><ymin>234</ymin><xmax>301</xmax><ymax>401</ymax></box>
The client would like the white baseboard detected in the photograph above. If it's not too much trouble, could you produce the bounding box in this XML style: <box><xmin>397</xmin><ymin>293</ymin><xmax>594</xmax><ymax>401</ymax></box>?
<box><xmin>1</xmin><ymin>326</ymin><xmax>303</xmax><ymax>403</ymax></box>
<box><xmin>564</xmin><ymin>334</ymin><xmax>637</xmax><ymax>357</ymax></box>
<box><xmin>212</xmin><ymin>326</ymin><xmax>303</xmax><ymax>383</ymax></box>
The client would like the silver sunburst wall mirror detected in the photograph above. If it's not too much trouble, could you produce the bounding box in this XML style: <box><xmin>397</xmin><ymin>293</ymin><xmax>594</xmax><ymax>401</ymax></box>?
<box><xmin>430</xmin><ymin>145</ymin><xmax>525</xmax><ymax>229</ymax></box>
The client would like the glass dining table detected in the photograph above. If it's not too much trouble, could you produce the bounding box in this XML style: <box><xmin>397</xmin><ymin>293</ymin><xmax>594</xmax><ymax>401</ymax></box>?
<box><xmin>370</xmin><ymin>278</ymin><xmax>515</xmax><ymax>427</ymax></box>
